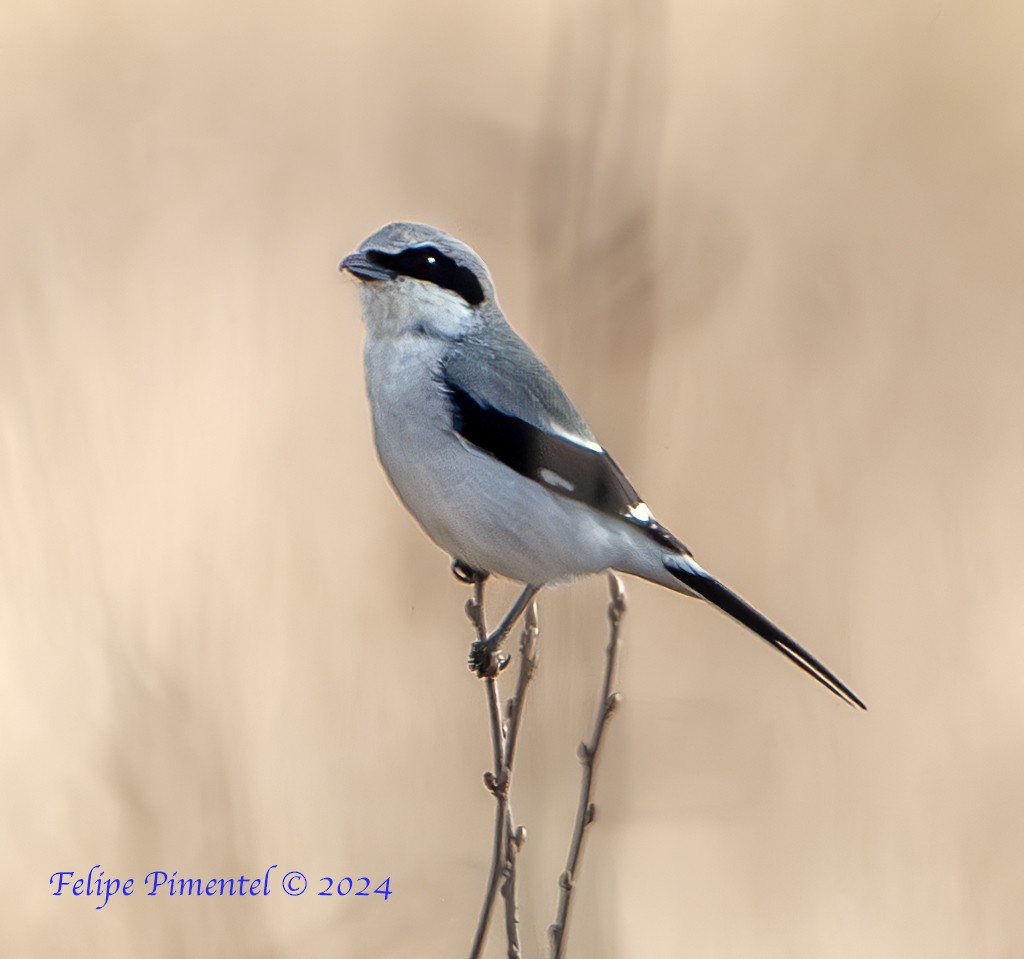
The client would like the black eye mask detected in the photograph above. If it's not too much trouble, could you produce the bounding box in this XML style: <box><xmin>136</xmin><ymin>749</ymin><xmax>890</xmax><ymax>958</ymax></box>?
<box><xmin>365</xmin><ymin>246</ymin><xmax>485</xmax><ymax>306</ymax></box>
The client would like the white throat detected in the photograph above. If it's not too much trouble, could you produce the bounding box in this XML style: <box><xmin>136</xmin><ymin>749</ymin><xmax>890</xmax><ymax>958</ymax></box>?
<box><xmin>359</xmin><ymin>278</ymin><xmax>476</xmax><ymax>341</ymax></box>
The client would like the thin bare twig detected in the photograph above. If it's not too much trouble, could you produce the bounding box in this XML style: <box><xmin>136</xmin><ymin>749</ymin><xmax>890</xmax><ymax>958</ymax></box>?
<box><xmin>500</xmin><ymin>603</ymin><xmax>539</xmax><ymax>956</ymax></box>
<box><xmin>505</xmin><ymin>603</ymin><xmax>540</xmax><ymax>774</ymax></box>
<box><xmin>467</xmin><ymin>576</ymin><xmax>506</xmax><ymax>959</ymax></box>
<box><xmin>467</xmin><ymin>583</ymin><xmax>540</xmax><ymax>959</ymax></box>
<box><xmin>549</xmin><ymin>572</ymin><xmax>627</xmax><ymax>959</ymax></box>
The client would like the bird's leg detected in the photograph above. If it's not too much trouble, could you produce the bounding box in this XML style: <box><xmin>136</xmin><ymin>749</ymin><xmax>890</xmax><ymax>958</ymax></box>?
<box><xmin>488</xmin><ymin>585</ymin><xmax>541</xmax><ymax>649</ymax></box>
<box><xmin>453</xmin><ymin>557</ymin><xmax>540</xmax><ymax>677</ymax></box>
<box><xmin>469</xmin><ymin>584</ymin><xmax>541</xmax><ymax>678</ymax></box>
<box><xmin>454</xmin><ymin>559</ymin><xmax>501</xmax><ymax>675</ymax></box>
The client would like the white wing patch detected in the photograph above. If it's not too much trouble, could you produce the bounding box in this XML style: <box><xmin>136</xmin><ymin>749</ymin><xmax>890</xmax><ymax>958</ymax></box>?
<box><xmin>546</xmin><ymin>424</ymin><xmax>604</xmax><ymax>453</ymax></box>
<box><xmin>626</xmin><ymin>501</ymin><xmax>654</xmax><ymax>522</ymax></box>
<box><xmin>539</xmin><ymin>468</ymin><xmax>576</xmax><ymax>492</ymax></box>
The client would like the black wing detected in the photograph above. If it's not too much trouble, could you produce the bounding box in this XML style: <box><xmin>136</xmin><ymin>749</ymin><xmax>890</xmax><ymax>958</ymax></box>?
<box><xmin>440</xmin><ymin>369</ymin><xmax>686</xmax><ymax>553</ymax></box>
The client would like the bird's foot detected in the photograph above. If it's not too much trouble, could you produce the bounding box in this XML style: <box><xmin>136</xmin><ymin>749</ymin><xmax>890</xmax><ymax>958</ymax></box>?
<box><xmin>468</xmin><ymin>638</ymin><xmax>510</xmax><ymax>678</ymax></box>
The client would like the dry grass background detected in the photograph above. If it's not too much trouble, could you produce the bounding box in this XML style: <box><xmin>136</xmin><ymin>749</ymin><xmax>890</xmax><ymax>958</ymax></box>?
<box><xmin>3</xmin><ymin>0</ymin><xmax>1023</xmax><ymax>956</ymax></box>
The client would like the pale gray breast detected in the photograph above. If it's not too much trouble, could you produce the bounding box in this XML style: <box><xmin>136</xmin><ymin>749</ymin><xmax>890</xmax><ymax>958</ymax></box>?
<box><xmin>363</xmin><ymin>332</ymin><xmax>456</xmax><ymax>501</ymax></box>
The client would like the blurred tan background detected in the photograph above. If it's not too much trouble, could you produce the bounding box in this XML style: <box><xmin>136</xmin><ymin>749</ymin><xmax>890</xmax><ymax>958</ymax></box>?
<box><xmin>3</xmin><ymin>0</ymin><xmax>1023</xmax><ymax>956</ymax></box>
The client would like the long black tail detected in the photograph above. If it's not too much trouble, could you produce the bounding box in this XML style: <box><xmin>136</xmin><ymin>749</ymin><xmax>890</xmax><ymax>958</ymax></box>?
<box><xmin>664</xmin><ymin>554</ymin><xmax>866</xmax><ymax>710</ymax></box>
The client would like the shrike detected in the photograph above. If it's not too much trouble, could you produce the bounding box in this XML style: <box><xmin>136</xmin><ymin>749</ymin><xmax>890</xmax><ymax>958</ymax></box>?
<box><xmin>340</xmin><ymin>222</ymin><xmax>864</xmax><ymax>709</ymax></box>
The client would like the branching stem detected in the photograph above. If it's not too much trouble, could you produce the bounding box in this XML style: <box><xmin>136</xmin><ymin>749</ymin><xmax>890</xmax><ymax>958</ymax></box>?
<box><xmin>467</xmin><ymin>580</ymin><xmax>540</xmax><ymax>959</ymax></box>
<box><xmin>549</xmin><ymin>572</ymin><xmax>627</xmax><ymax>959</ymax></box>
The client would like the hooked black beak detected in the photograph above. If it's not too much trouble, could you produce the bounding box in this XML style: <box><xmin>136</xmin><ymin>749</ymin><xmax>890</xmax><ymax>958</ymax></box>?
<box><xmin>339</xmin><ymin>252</ymin><xmax>396</xmax><ymax>282</ymax></box>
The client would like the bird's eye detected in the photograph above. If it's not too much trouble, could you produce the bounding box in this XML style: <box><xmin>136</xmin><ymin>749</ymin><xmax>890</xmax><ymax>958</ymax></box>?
<box><xmin>425</xmin><ymin>255</ymin><xmax>436</xmax><ymax>265</ymax></box>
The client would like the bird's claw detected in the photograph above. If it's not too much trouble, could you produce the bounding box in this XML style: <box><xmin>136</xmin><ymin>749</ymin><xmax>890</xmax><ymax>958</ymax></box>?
<box><xmin>468</xmin><ymin>639</ymin><xmax>509</xmax><ymax>678</ymax></box>
<box><xmin>452</xmin><ymin>559</ymin><xmax>488</xmax><ymax>585</ymax></box>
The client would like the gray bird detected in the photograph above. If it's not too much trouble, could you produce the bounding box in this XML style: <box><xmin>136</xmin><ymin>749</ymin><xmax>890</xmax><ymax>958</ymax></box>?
<box><xmin>340</xmin><ymin>221</ymin><xmax>864</xmax><ymax>709</ymax></box>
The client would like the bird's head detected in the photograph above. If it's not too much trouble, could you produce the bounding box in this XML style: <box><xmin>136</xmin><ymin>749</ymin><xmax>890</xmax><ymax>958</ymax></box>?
<box><xmin>340</xmin><ymin>222</ymin><xmax>497</xmax><ymax>339</ymax></box>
